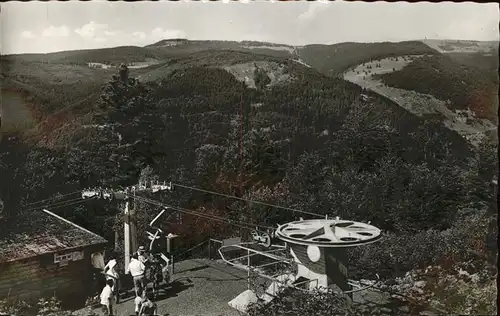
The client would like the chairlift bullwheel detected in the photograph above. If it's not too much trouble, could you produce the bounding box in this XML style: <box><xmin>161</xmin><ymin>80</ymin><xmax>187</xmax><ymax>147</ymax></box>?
<box><xmin>275</xmin><ymin>218</ymin><xmax>382</xmax><ymax>247</ymax></box>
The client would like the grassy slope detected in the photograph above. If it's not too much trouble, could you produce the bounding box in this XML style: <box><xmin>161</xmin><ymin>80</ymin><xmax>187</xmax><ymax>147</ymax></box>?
<box><xmin>1</xmin><ymin>59</ymin><xmax>109</xmax><ymax>136</ymax></box>
<box><xmin>375</xmin><ymin>54</ymin><xmax>498</xmax><ymax>120</ymax></box>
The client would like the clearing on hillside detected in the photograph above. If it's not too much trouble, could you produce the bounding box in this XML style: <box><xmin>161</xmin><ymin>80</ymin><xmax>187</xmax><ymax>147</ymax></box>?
<box><xmin>343</xmin><ymin>56</ymin><xmax>496</xmax><ymax>146</ymax></box>
<box><xmin>224</xmin><ymin>61</ymin><xmax>292</xmax><ymax>89</ymax></box>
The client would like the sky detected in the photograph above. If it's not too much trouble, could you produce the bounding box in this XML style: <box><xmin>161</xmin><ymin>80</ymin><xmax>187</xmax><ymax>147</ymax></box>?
<box><xmin>1</xmin><ymin>1</ymin><xmax>499</xmax><ymax>54</ymax></box>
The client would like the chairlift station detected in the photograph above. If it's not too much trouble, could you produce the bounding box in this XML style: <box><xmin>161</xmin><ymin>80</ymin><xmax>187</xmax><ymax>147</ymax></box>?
<box><xmin>221</xmin><ymin>217</ymin><xmax>382</xmax><ymax>310</ymax></box>
<box><xmin>81</xmin><ymin>181</ymin><xmax>384</xmax><ymax>312</ymax></box>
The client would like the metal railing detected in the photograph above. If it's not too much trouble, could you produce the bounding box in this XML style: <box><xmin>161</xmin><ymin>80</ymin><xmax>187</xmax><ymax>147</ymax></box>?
<box><xmin>170</xmin><ymin>238</ymin><xmax>223</xmax><ymax>273</ymax></box>
<box><xmin>169</xmin><ymin>237</ymin><xmax>380</xmax><ymax>299</ymax></box>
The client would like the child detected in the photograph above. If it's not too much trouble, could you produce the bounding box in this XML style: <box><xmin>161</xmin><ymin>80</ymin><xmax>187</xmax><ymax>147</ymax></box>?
<box><xmin>134</xmin><ymin>292</ymin><xmax>144</xmax><ymax>316</ymax></box>
<box><xmin>100</xmin><ymin>279</ymin><xmax>115</xmax><ymax>316</ymax></box>
<box><xmin>139</xmin><ymin>293</ymin><xmax>157</xmax><ymax>316</ymax></box>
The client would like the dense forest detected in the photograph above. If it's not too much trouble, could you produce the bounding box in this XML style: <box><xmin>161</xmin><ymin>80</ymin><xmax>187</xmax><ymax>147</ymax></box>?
<box><xmin>375</xmin><ymin>54</ymin><xmax>498</xmax><ymax>121</ymax></box>
<box><xmin>0</xmin><ymin>45</ymin><xmax>497</xmax><ymax>315</ymax></box>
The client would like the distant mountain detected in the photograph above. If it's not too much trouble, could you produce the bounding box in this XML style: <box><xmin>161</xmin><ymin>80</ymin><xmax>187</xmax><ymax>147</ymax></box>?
<box><xmin>421</xmin><ymin>39</ymin><xmax>498</xmax><ymax>54</ymax></box>
<box><xmin>2</xmin><ymin>39</ymin><xmax>438</xmax><ymax>73</ymax></box>
<box><xmin>1</xmin><ymin>38</ymin><xmax>496</xmax><ymax>142</ymax></box>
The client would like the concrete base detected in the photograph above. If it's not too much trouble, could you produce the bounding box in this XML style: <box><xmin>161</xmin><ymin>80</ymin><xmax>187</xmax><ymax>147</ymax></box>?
<box><xmin>288</xmin><ymin>244</ymin><xmax>353</xmax><ymax>298</ymax></box>
<box><xmin>260</xmin><ymin>273</ymin><xmax>296</xmax><ymax>303</ymax></box>
<box><xmin>228</xmin><ymin>289</ymin><xmax>259</xmax><ymax>313</ymax></box>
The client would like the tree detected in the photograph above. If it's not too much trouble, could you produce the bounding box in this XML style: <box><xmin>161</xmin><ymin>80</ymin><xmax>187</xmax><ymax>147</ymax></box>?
<box><xmin>96</xmin><ymin>64</ymin><xmax>161</xmax><ymax>180</ymax></box>
<box><xmin>254</xmin><ymin>65</ymin><xmax>271</xmax><ymax>90</ymax></box>
<box><xmin>475</xmin><ymin>137</ymin><xmax>498</xmax><ymax>181</ymax></box>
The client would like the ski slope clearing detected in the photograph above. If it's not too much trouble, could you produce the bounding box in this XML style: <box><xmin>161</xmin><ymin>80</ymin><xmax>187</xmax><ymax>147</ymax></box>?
<box><xmin>343</xmin><ymin>56</ymin><xmax>496</xmax><ymax>146</ymax></box>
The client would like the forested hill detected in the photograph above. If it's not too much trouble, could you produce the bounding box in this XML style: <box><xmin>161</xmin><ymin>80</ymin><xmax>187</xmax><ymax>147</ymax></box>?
<box><xmin>375</xmin><ymin>53</ymin><xmax>498</xmax><ymax>121</ymax></box>
<box><xmin>0</xmin><ymin>41</ymin><xmax>497</xmax><ymax>315</ymax></box>
<box><xmin>296</xmin><ymin>40</ymin><xmax>439</xmax><ymax>75</ymax></box>
<box><xmin>2</xmin><ymin>39</ymin><xmax>438</xmax><ymax>76</ymax></box>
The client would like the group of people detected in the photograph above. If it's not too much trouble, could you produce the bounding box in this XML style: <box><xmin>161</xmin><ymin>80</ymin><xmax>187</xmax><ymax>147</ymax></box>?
<box><xmin>99</xmin><ymin>246</ymin><xmax>166</xmax><ymax>316</ymax></box>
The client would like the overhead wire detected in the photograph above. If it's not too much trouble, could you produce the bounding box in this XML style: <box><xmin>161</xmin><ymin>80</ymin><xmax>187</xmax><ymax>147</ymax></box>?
<box><xmin>23</xmin><ymin>196</ymin><xmax>86</xmax><ymax>212</ymax></box>
<box><xmin>23</xmin><ymin>196</ymin><xmax>97</xmax><ymax>212</ymax></box>
<box><xmin>132</xmin><ymin>194</ymin><xmax>272</xmax><ymax>230</ymax></box>
<box><xmin>130</xmin><ymin>194</ymin><xmax>273</xmax><ymax>231</ymax></box>
<box><xmin>22</xmin><ymin>191</ymin><xmax>81</xmax><ymax>208</ymax></box>
<box><xmin>169</xmin><ymin>182</ymin><xmax>324</xmax><ymax>218</ymax></box>
<box><xmin>45</xmin><ymin>196</ymin><xmax>97</xmax><ymax>210</ymax></box>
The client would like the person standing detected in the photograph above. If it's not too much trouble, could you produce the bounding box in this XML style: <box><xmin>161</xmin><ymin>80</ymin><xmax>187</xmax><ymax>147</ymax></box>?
<box><xmin>126</xmin><ymin>253</ymin><xmax>147</xmax><ymax>297</ymax></box>
<box><xmin>91</xmin><ymin>252</ymin><xmax>106</xmax><ymax>296</ymax></box>
<box><xmin>104</xmin><ymin>258</ymin><xmax>120</xmax><ymax>303</ymax></box>
<box><xmin>137</xmin><ymin>246</ymin><xmax>149</xmax><ymax>265</ymax></box>
<box><xmin>160</xmin><ymin>253</ymin><xmax>170</xmax><ymax>285</ymax></box>
<box><xmin>100</xmin><ymin>279</ymin><xmax>115</xmax><ymax>316</ymax></box>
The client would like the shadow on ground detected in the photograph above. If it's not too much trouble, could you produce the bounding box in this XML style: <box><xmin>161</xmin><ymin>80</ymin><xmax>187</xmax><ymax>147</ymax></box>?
<box><xmin>153</xmin><ymin>279</ymin><xmax>194</xmax><ymax>300</ymax></box>
<box><xmin>175</xmin><ymin>264</ymin><xmax>209</xmax><ymax>273</ymax></box>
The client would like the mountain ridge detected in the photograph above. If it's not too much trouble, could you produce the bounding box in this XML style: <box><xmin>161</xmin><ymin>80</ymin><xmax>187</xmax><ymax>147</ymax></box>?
<box><xmin>2</xmin><ymin>38</ymin><xmax>496</xmax><ymax>144</ymax></box>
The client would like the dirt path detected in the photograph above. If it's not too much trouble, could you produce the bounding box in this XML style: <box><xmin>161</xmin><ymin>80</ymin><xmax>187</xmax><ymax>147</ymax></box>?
<box><xmin>343</xmin><ymin>56</ymin><xmax>496</xmax><ymax>146</ymax></box>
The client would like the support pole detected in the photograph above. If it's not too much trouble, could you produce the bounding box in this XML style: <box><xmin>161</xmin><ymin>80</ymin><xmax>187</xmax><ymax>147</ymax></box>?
<box><xmin>129</xmin><ymin>189</ymin><xmax>138</xmax><ymax>253</ymax></box>
<box><xmin>81</xmin><ymin>183</ymin><xmax>173</xmax><ymax>273</ymax></box>
<box><xmin>114</xmin><ymin>230</ymin><xmax>119</xmax><ymax>252</ymax></box>
<box><xmin>208</xmin><ymin>239</ymin><xmax>211</xmax><ymax>260</ymax></box>
<box><xmin>167</xmin><ymin>237</ymin><xmax>173</xmax><ymax>275</ymax></box>
<box><xmin>247</xmin><ymin>248</ymin><xmax>250</xmax><ymax>290</ymax></box>
<box><xmin>170</xmin><ymin>254</ymin><xmax>174</xmax><ymax>275</ymax></box>
<box><xmin>124</xmin><ymin>199</ymin><xmax>131</xmax><ymax>272</ymax></box>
